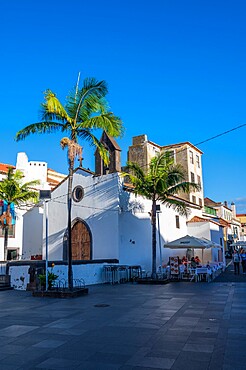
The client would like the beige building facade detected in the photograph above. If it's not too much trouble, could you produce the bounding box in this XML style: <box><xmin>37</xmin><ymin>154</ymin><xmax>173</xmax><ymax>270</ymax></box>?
<box><xmin>128</xmin><ymin>134</ymin><xmax>204</xmax><ymax>207</ymax></box>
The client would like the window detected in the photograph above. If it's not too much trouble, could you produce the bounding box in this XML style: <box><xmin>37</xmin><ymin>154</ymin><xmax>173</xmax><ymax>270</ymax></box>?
<box><xmin>7</xmin><ymin>249</ymin><xmax>18</xmax><ymax>260</ymax></box>
<box><xmin>72</xmin><ymin>186</ymin><xmax>84</xmax><ymax>202</ymax></box>
<box><xmin>197</xmin><ymin>175</ymin><xmax>201</xmax><ymax>185</ymax></box>
<box><xmin>0</xmin><ymin>224</ymin><xmax>15</xmax><ymax>237</ymax></box>
<box><xmin>204</xmin><ymin>205</ymin><xmax>217</xmax><ymax>216</ymax></box>
<box><xmin>189</xmin><ymin>150</ymin><xmax>194</xmax><ymax>164</ymax></box>
<box><xmin>175</xmin><ymin>215</ymin><xmax>180</xmax><ymax>229</ymax></box>
<box><xmin>190</xmin><ymin>172</ymin><xmax>195</xmax><ymax>182</ymax></box>
<box><xmin>167</xmin><ymin>150</ymin><xmax>175</xmax><ymax>162</ymax></box>
<box><xmin>199</xmin><ymin>198</ymin><xmax>203</xmax><ymax>206</ymax></box>
<box><xmin>196</xmin><ymin>155</ymin><xmax>200</xmax><ymax>168</ymax></box>
<box><xmin>192</xmin><ymin>195</ymin><xmax>196</xmax><ymax>204</ymax></box>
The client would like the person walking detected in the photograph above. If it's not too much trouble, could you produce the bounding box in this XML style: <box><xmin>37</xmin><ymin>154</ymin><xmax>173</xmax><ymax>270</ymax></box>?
<box><xmin>233</xmin><ymin>250</ymin><xmax>241</xmax><ymax>275</ymax></box>
<box><xmin>240</xmin><ymin>249</ymin><xmax>246</xmax><ymax>274</ymax></box>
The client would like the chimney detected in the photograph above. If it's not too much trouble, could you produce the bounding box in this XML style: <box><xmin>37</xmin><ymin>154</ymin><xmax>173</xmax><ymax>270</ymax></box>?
<box><xmin>224</xmin><ymin>201</ymin><xmax>228</xmax><ymax>208</ymax></box>
<box><xmin>231</xmin><ymin>202</ymin><xmax>236</xmax><ymax>218</ymax></box>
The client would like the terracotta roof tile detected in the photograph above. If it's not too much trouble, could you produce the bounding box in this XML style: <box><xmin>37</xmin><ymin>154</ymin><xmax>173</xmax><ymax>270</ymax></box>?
<box><xmin>204</xmin><ymin>197</ymin><xmax>219</xmax><ymax>207</ymax></box>
<box><xmin>0</xmin><ymin>163</ymin><xmax>15</xmax><ymax>173</ymax></box>
<box><xmin>218</xmin><ymin>218</ymin><xmax>231</xmax><ymax>227</ymax></box>
<box><xmin>187</xmin><ymin>216</ymin><xmax>222</xmax><ymax>227</ymax></box>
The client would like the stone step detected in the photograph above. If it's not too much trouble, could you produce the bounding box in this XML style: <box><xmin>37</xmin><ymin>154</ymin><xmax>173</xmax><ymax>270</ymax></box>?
<box><xmin>0</xmin><ymin>275</ymin><xmax>12</xmax><ymax>290</ymax></box>
<box><xmin>0</xmin><ymin>285</ymin><xmax>13</xmax><ymax>291</ymax></box>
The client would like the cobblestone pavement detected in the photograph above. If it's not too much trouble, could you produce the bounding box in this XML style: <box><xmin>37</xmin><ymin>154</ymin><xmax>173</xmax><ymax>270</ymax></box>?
<box><xmin>0</xmin><ymin>271</ymin><xmax>245</xmax><ymax>370</ymax></box>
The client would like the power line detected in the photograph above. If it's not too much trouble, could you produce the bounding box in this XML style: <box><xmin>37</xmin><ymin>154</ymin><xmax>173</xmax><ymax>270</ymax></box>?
<box><xmin>134</xmin><ymin>122</ymin><xmax>246</xmax><ymax>170</ymax></box>
<box><xmin>194</xmin><ymin>123</ymin><xmax>246</xmax><ymax>147</ymax></box>
<box><xmin>51</xmin><ymin>173</ymin><xmax>120</xmax><ymax>201</ymax></box>
<box><xmin>38</xmin><ymin>122</ymin><xmax>246</xmax><ymax>206</ymax></box>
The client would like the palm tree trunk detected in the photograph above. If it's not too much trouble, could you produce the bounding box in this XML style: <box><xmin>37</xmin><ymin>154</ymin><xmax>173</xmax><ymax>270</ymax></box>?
<box><xmin>4</xmin><ymin>226</ymin><xmax>9</xmax><ymax>261</ymax></box>
<box><xmin>151</xmin><ymin>197</ymin><xmax>157</xmax><ymax>278</ymax></box>
<box><xmin>67</xmin><ymin>159</ymin><xmax>74</xmax><ymax>290</ymax></box>
<box><xmin>3</xmin><ymin>205</ymin><xmax>12</xmax><ymax>261</ymax></box>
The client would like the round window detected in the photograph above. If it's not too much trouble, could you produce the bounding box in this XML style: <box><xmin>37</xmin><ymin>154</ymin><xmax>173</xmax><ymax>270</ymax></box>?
<box><xmin>72</xmin><ymin>185</ymin><xmax>84</xmax><ymax>202</ymax></box>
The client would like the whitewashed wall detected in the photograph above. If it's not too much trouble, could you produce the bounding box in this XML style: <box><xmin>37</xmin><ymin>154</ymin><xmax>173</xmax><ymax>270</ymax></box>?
<box><xmin>187</xmin><ymin>221</ymin><xmax>211</xmax><ymax>240</ymax></box>
<box><xmin>8</xmin><ymin>263</ymin><xmax>108</xmax><ymax>290</ymax></box>
<box><xmin>16</xmin><ymin>152</ymin><xmax>50</xmax><ymax>190</ymax></box>
<box><xmin>119</xmin><ymin>190</ymin><xmax>203</xmax><ymax>271</ymax></box>
<box><xmin>51</xmin><ymin>264</ymin><xmax>106</xmax><ymax>286</ymax></box>
<box><xmin>22</xmin><ymin>170</ymin><xmax>205</xmax><ymax>275</ymax></box>
<box><xmin>44</xmin><ymin>170</ymin><xmax>120</xmax><ymax>261</ymax></box>
<box><xmin>0</xmin><ymin>152</ymin><xmax>51</xmax><ymax>261</ymax></box>
<box><xmin>9</xmin><ymin>265</ymin><xmax>30</xmax><ymax>290</ymax></box>
<box><xmin>187</xmin><ymin>221</ymin><xmax>224</xmax><ymax>262</ymax></box>
<box><xmin>22</xmin><ymin>206</ymin><xmax>43</xmax><ymax>259</ymax></box>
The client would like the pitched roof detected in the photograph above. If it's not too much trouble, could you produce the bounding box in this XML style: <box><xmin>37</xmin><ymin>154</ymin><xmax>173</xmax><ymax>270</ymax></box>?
<box><xmin>0</xmin><ymin>163</ymin><xmax>15</xmax><ymax>173</ymax></box>
<box><xmin>161</xmin><ymin>141</ymin><xmax>203</xmax><ymax>154</ymax></box>
<box><xmin>187</xmin><ymin>215</ymin><xmax>222</xmax><ymax>227</ymax></box>
<box><xmin>204</xmin><ymin>197</ymin><xmax>220</xmax><ymax>207</ymax></box>
<box><xmin>106</xmin><ymin>134</ymin><xmax>121</xmax><ymax>151</ymax></box>
<box><xmin>96</xmin><ymin>131</ymin><xmax>121</xmax><ymax>151</ymax></box>
<box><xmin>218</xmin><ymin>218</ymin><xmax>231</xmax><ymax>227</ymax></box>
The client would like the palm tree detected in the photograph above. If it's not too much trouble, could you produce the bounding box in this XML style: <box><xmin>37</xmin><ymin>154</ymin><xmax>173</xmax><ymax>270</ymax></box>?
<box><xmin>125</xmin><ymin>152</ymin><xmax>200</xmax><ymax>278</ymax></box>
<box><xmin>15</xmin><ymin>77</ymin><xmax>124</xmax><ymax>290</ymax></box>
<box><xmin>0</xmin><ymin>167</ymin><xmax>39</xmax><ymax>261</ymax></box>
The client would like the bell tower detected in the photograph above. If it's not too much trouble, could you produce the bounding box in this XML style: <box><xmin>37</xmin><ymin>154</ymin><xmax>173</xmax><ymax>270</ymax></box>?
<box><xmin>95</xmin><ymin>131</ymin><xmax>121</xmax><ymax>175</ymax></box>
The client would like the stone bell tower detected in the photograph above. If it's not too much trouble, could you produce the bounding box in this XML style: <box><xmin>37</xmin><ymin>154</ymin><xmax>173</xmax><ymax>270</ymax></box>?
<box><xmin>95</xmin><ymin>131</ymin><xmax>121</xmax><ymax>175</ymax></box>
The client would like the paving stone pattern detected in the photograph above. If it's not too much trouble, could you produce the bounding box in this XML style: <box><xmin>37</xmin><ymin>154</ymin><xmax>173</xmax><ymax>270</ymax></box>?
<box><xmin>0</xmin><ymin>270</ymin><xmax>245</xmax><ymax>369</ymax></box>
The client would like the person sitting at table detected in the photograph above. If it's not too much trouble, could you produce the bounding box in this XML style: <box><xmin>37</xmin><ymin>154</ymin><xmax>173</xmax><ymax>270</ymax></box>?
<box><xmin>190</xmin><ymin>257</ymin><xmax>197</xmax><ymax>268</ymax></box>
<box><xmin>182</xmin><ymin>256</ymin><xmax>188</xmax><ymax>264</ymax></box>
<box><xmin>206</xmin><ymin>261</ymin><xmax>211</xmax><ymax>270</ymax></box>
<box><xmin>195</xmin><ymin>256</ymin><xmax>201</xmax><ymax>265</ymax></box>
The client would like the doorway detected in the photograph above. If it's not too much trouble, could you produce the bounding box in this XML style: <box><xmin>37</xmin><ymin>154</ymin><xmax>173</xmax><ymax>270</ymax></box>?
<box><xmin>71</xmin><ymin>219</ymin><xmax>92</xmax><ymax>260</ymax></box>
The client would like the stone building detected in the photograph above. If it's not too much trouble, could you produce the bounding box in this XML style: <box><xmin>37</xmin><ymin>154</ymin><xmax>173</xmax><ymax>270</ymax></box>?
<box><xmin>128</xmin><ymin>134</ymin><xmax>204</xmax><ymax>207</ymax></box>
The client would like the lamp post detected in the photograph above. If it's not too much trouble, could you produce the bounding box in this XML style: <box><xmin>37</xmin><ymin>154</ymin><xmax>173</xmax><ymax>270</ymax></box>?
<box><xmin>39</xmin><ymin>190</ymin><xmax>51</xmax><ymax>291</ymax></box>
<box><xmin>156</xmin><ymin>204</ymin><xmax>162</xmax><ymax>272</ymax></box>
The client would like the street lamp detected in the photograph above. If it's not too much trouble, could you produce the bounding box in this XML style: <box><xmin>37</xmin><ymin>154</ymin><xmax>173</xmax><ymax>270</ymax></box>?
<box><xmin>39</xmin><ymin>190</ymin><xmax>51</xmax><ymax>291</ymax></box>
<box><xmin>156</xmin><ymin>204</ymin><xmax>162</xmax><ymax>272</ymax></box>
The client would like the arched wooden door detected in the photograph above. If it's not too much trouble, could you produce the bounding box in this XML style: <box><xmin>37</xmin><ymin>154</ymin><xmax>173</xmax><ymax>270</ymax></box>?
<box><xmin>71</xmin><ymin>220</ymin><xmax>92</xmax><ymax>260</ymax></box>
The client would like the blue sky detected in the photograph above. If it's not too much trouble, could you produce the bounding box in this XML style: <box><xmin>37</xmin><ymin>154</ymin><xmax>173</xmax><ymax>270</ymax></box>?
<box><xmin>1</xmin><ymin>0</ymin><xmax>246</xmax><ymax>212</ymax></box>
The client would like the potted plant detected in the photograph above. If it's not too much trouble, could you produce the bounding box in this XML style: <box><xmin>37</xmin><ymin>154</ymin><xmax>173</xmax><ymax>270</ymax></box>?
<box><xmin>38</xmin><ymin>270</ymin><xmax>58</xmax><ymax>290</ymax></box>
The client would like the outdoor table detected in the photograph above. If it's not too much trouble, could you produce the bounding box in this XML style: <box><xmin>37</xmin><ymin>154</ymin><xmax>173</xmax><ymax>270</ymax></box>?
<box><xmin>195</xmin><ymin>267</ymin><xmax>213</xmax><ymax>282</ymax></box>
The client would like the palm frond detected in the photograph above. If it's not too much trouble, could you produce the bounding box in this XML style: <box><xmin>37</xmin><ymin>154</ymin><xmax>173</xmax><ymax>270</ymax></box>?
<box><xmin>40</xmin><ymin>90</ymin><xmax>72</xmax><ymax>123</ymax></box>
<box><xmin>167</xmin><ymin>181</ymin><xmax>201</xmax><ymax>195</ymax></box>
<box><xmin>0</xmin><ymin>168</ymin><xmax>40</xmax><ymax>206</ymax></box>
<box><xmin>91</xmin><ymin>135</ymin><xmax>109</xmax><ymax>165</ymax></box>
<box><xmin>76</xmin><ymin>129</ymin><xmax>109</xmax><ymax>165</ymax></box>
<box><xmin>15</xmin><ymin>122</ymin><xmax>63</xmax><ymax>141</ymax></box>
<box><xmin>79</xmin><ymin>97</ymin><xmax>109</xmax><ymax>122</ymax></box>
<box><xmin>125</xmin><ymin>162</ymin><xmax>146</xmax><ymax>180</ymax></box>
<box><xmin>76</xmin><ymin>128</ymin><xmax>94</xmax><ymax>143</ymax></box>
<box><xmin>74</xmin><ymin>79</ymin><xmax>108</xmax><ymax>122</ymax></box>
<box><xmin>81</xmin><ymin>113</ymin><xmax>124</xmax><ymax>137</ymax></box>
<box><xmin>162</xmin><ymin>198</ymin><xmax>190</xmax><ymax>217</ymax></box>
